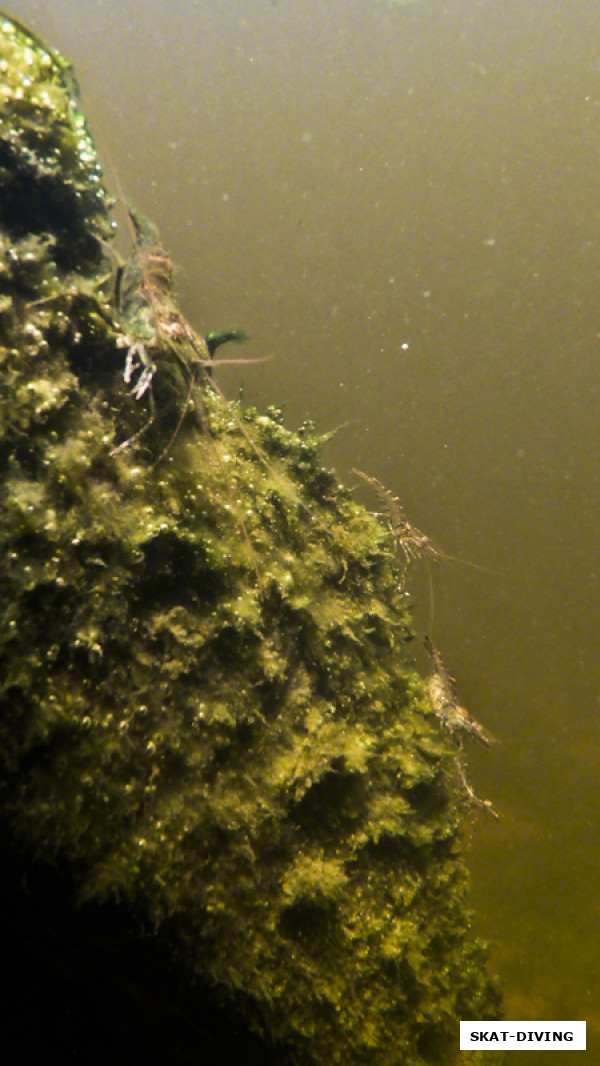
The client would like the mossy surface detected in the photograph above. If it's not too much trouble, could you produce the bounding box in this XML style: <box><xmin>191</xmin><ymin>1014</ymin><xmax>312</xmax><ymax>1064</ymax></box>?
<box><xmin>0</xmin><ymin>15</ymin><xmax>503</xmax><ymax>1066</ymax></box>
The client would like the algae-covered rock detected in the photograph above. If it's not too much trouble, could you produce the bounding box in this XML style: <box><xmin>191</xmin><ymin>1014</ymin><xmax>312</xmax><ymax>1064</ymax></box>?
<box><xmin>0</xmin><ymin>15</ymin><xmax>502</xmax><ymax>1066</ymax></box>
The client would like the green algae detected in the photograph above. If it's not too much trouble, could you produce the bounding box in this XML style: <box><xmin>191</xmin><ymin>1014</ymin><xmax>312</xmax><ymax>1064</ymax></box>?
<box><xmin>0</xmin><ymin>15</ymin><xmax>503</xmax><ymax>1066</ymax></box>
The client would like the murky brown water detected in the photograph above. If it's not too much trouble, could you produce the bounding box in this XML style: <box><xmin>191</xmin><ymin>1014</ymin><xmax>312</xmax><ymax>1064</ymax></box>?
<box><xmin>9</xmin><ymin>0</ymin><xmax>600</xmax><ymax>1059</ymax></box>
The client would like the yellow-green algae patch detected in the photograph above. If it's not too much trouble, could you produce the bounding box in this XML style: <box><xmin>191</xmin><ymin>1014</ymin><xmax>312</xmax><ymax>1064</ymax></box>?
<box><xmin>0</xmin><ymin>15</ymin><xmax>502</xmax><ymax>1066</ymax></box>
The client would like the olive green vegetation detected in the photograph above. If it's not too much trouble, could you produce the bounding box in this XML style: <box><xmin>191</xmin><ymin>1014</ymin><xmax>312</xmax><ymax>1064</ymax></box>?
<box><xmin>0</xmin><ymin>15</ymin><xmax>503</xmax><ymax>1066</ymax></box>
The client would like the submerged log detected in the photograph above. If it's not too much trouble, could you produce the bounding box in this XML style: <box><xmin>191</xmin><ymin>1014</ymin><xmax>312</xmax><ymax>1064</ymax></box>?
<box><xmin>0</xmin><ymin>14</ymin><xmax>502</xmax><ymax>1066</ymax></box>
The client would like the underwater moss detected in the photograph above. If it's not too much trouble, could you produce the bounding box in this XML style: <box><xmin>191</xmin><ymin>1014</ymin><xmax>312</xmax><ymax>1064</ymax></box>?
<box><xmin>0</xmin><ymin>15</ymin><xmax>503</xmax><ymax>1066</ymax></box>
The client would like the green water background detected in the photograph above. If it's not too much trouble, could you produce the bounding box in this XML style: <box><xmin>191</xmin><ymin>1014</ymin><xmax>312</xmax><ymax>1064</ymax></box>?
<box><xmin>7</xmin><ymin>0</ymin><xmax>599</xmax><ymax>1060</ymax></box>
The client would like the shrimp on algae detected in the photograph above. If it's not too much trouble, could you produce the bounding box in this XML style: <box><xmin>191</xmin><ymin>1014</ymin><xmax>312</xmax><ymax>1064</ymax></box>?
<box><xmin>111</xmin><ymin>204</ymin><xmax>265</xmax><ymax>464</ymax></box>
<box><xmin>425</xmin><ymin>636</ymin><xmax>499</xmax><ymax>819</ymax></box>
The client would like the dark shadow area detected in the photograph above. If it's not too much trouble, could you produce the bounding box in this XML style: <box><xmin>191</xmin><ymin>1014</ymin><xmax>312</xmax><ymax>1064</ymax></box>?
<box><xmin>0</xmin><ymin>833</ymin><xmax>291</xmax><ymax>1066</ymax></box>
